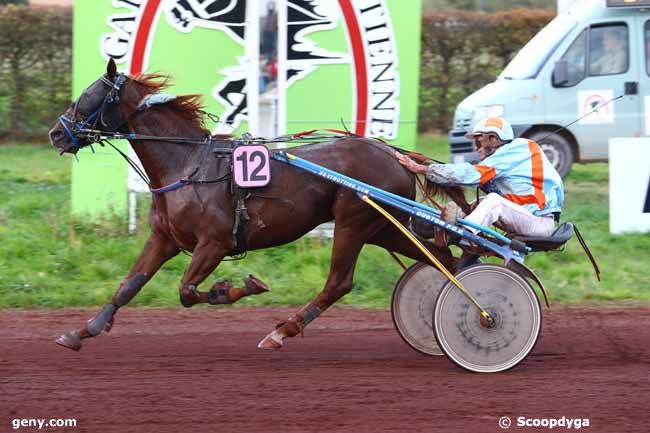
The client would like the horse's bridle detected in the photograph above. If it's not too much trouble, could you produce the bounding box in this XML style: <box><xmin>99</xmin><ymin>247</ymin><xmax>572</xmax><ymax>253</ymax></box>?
<box><xmin>58</xmin><ymin>73</ymin><xmax>128</xmax><ymax>150</ymax></box>
<box><xmin>56</xmin><ymin>73</ymin><xmax>220</xmax><ymax>149</ymax></box>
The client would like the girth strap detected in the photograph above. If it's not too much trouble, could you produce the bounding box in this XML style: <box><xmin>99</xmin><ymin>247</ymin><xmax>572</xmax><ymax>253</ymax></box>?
<box><xmin>230</xmin><ymin>184</ymin><xmax>250</xmax><ymax>256</ymax></box>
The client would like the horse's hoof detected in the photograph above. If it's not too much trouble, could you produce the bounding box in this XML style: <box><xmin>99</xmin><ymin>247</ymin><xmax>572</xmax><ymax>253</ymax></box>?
<box><xmin>245</xmin><ymin>275</ymin><xmax>270</xmax><ymax>295</ymax></box>
<box><xmin>55</xmin><ymin>331</ymin><xmax>82</xmax><ymax>351</ymax></box>
<box><xmin>257</xmin><ymin>330</ymin><xmax>283</xmax><ymax>350</ymax></box>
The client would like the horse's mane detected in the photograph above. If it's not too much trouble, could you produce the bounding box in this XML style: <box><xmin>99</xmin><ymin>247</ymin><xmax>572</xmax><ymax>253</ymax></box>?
<box><xmin>129</xmin><ymin>73</ymin><xmax>210</xmax><ymax>135</ymax></box>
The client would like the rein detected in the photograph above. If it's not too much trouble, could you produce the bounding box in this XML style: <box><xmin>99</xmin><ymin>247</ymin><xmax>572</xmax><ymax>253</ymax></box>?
<box><xmin>73</xmin><ymin>127</ymin><xmax>357</xmax><ymax>194</ymax></box>
<box><xmin>59</xmin><ymin>72</ymin><xmax>362</xmax><ymax>194</ymax></box>
<box><xmin>98</xmin><ymin>136</ymin><xmax>233</xmax><ymax>194</ymax></box>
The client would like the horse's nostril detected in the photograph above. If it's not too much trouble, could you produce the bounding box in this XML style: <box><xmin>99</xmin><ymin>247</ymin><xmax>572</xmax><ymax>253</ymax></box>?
<box><xmin>50</xmin><ymin>129</ymin><xmax>64</xmax><ymax>142</ymax></box>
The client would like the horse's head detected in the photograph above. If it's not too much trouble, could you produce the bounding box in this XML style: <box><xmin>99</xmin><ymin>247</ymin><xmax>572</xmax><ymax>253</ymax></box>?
<box><xmin>49</xmin><ymin>58</ymin><xmax>131</xmax><ymax>154</ymax></box>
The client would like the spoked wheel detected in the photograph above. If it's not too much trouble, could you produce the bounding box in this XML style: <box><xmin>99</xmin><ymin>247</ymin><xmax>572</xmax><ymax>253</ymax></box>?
<box><xmin>391</xmin><ymin>262</ymin><xmax>447</xmax><ymax>356</ymax></box>
<box><xmin>433</xmin><ymin>264</ymin><xmax>542</xmax><ymax>373</ymax></box>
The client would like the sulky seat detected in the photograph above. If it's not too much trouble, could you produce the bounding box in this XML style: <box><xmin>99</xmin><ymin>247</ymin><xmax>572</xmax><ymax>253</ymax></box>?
<box><xmin>511</xmin><ymin>222</ymin><xmax>574</xmax><ymax>252</ymax></box>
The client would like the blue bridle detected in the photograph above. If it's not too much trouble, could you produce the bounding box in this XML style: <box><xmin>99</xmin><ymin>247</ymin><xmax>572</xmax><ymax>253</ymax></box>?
<box><xmin>58</xmin><ymin>74</ymin><xmax>127</xmax><ymax>152</ymax></box>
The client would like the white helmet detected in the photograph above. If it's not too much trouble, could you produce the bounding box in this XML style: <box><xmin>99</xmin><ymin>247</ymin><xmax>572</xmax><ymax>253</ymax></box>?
<box><xmin>465</xmin><ymin>117</ymin><xmax>514</xmax><ymax>141</ymax></box>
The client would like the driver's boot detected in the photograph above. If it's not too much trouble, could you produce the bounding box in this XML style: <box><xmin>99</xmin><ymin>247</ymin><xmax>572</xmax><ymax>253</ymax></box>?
<box><xmin>435</xmin><ymin>202</ymin><xmax>461</xmax><ymax>247</ymax></box>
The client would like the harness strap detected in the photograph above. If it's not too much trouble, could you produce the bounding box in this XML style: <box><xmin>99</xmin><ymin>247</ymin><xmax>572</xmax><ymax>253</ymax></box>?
<box><xmin>230</xmin><ymin>189</ymin><xmax>250</xmax><ymax>256</ymax></box>
<box><xmin>59</xmin><ymin>108</ymin><xmax>101</xmax><ymax>151</ymax></box>
<box><xmin>150</xmin><ymin>178</ymin><xmax>191</xmax><ymax>194</ymax></box>
<box><xmin>229</xmin><ymin>142</ymin><xmax>251</xmax><ymax>257</ymax></box>
<box><xmin>149</xmin><ymin>166</ymin><xmax>202</xmax><ymax>194</ymax></box>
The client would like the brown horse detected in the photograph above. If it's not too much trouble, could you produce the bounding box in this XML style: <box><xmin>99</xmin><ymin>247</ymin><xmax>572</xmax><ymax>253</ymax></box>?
<box><xmin>48</xmin><ymin>59</ymin><xmax>462</xmax><ymax>351</ymax></box>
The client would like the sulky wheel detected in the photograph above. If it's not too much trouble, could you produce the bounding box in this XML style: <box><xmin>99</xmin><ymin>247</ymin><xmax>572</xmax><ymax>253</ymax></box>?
<box><xmin>391</xmin><ymin>262</ymin><xmax>447</xmax><ymax>356</ymax></box>
<box><xmin>433</xmin><ymin>264</ymin><xmax>542</xmax><ymax>373</ymax></box>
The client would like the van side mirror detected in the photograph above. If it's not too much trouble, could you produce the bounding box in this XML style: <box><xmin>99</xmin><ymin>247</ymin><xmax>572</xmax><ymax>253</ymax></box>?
<box><xmin>552</xmin><ymin>60</ymin><xmax>569</xmax><ymax>87</ymax></box>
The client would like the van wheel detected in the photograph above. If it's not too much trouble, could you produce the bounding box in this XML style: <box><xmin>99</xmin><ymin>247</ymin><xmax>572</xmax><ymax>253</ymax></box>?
<box><xmin>528</xmin><ymin>131</ymin><xmax>573</xmax><ymax>178</ymax></box>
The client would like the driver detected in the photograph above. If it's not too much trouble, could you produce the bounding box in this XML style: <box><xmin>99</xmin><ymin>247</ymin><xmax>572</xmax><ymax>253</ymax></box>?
<box><xmin>394</xmin><ymin>117</ymin><xmax>564</xmax><ymax>241</ymax></box>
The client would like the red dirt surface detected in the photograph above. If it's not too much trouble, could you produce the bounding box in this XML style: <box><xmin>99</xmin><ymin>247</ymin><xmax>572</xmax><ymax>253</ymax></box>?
<box><xmin>1</xmin><ymin>306</ymin><xmax>648</xmax><ymax>433</ymax></box>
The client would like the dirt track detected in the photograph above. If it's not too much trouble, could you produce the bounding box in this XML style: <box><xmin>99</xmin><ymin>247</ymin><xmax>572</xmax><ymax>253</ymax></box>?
<box><xmin>0</xmin><ymin>306</ymin><xmax>648</xmax><ymax>433</ymax></box>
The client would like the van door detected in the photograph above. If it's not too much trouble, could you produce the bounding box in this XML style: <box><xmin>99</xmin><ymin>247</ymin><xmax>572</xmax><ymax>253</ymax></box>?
<box><xmin>546</xmin><ymin>19</ymin><xmax>641</xmax><ymax>161</ymax></box>
<box><xmin>638</xmin><ymin>17</ymin><xmax>650</xmax><ymax>137</ymax></box>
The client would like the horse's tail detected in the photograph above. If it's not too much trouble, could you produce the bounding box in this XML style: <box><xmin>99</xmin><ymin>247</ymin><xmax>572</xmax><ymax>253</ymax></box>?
<box><xmin>396</xmin><ymin>148</ymin><xmax>471</xmax><ymax>214</ymax></box>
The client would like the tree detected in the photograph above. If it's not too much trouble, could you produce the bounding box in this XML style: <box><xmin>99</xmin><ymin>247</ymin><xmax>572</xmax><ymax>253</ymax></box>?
<box><xmin>0</xmin><ymin>0</ymin><xmax>28</xmax><ymax>5</ymax></box>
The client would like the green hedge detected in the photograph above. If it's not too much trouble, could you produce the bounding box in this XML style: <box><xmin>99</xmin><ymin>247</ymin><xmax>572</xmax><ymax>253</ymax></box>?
<box><xmin>420</xmin><ymin>9</ymin><xmax>554</xmax><ymax>131</ymax></box>
<box><xmin>0</xmin><ymin>6</ymin><xmax>553</xmax><ymax>139</ymax></box>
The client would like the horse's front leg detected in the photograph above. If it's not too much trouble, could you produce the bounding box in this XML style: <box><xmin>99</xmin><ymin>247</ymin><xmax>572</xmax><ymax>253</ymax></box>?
<box><xmin>177</xmin><ymin>243</ymin><xmax>269</xmax><ymax>308</ymax></box>
<box><xmin>55</xmin><ymin>233</ymin><xmax>180</xmax><ymax>351</ymax></box>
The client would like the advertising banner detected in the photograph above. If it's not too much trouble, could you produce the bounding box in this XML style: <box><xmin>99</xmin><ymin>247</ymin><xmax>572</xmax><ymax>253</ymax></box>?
<box><xmin>71</xmin><ymin>0</ymin><xmax>421</xmax><ymax>217</ymax></box>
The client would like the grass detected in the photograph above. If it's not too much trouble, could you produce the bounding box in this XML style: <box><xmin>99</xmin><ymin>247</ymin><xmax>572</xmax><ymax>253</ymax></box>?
<box><xmin>0</xmin><ymin>138</ymin><xmax>648</xmax><ymax>309</ymax></box>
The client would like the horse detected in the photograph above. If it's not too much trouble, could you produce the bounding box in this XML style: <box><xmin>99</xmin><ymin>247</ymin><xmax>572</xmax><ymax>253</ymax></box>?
<box><xmin>48</xmin><ymin>58</ymin><xmax>467</xmax><ymax>351</ymax></box>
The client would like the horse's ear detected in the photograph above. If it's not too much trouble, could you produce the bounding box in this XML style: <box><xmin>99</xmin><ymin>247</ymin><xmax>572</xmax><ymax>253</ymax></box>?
<box><xmin>107</xmin><ymin>58</ymin><xmax>117</xmax><ymax>80</ymax></box>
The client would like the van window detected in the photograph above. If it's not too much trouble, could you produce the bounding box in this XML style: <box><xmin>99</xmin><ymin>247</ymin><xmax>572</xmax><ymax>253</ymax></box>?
<box><xmin>645</xmin><ymin>21</ymin><xmax>650</xmax><ymax>75</ymax></box>
<box><xmin>588</xmin><ymin>24</ymin><xmax>628</xmax><ymax>76</ymax></box>
<box><xmin>557</xmin><ymin>29</ymin><xmax>587</xmax><ymax>87</ymax></box>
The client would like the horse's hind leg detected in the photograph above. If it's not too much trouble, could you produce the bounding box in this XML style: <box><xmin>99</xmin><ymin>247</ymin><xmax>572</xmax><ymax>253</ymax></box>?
<box><xmin>55</xmin><ymin>233</ymin><xmax>180</xmax><ymax>351</ymax></box>
<box><xmin>257</xmin><ymin>214</ymin><xmax>460</xmax><ymax>350</ymax></box>
<box><xmin>177</xmin><ymin>243</ymin><xmax>269</xmax><ymax>308</ymax></box>
<box><xmin>258</xmin><ymin>210</ymin><xmax>386</xmax><ymax>350</ymax></box>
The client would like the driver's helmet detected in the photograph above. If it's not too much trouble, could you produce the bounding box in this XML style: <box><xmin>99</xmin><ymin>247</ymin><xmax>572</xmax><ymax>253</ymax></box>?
<box><xmin>465</xmin><ymin>117</ymin><xmax>514</xmax><ymax>141</ymax></box>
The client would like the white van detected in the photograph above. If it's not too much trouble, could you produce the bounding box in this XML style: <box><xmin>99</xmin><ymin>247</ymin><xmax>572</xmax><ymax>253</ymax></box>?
<box><xmin>448</xmin><ymin>0</ymin><xmax>650</xmax><ymax>177</ymax></box>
